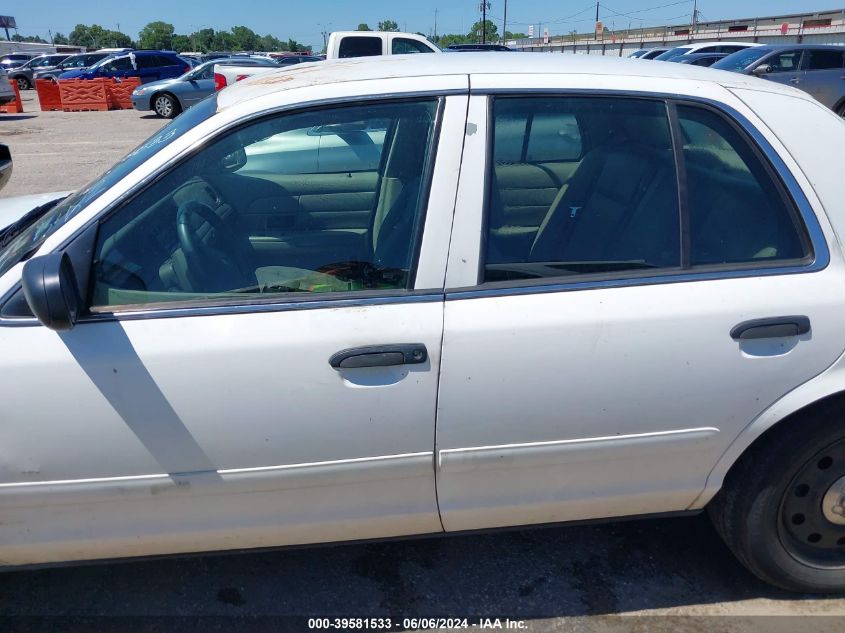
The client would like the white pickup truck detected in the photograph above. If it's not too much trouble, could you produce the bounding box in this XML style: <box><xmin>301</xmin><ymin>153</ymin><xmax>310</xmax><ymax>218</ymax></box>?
<box><xmin>215</xmin><ymin>31</ymin><xmax>441</xmax><ymax>89</ymax></box>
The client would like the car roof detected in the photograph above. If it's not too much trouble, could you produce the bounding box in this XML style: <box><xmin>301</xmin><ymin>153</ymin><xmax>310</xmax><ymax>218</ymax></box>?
<box><xmin>744</xmin><ymin>43</ymin><xmax>845</xmax><ymax>51</ymax></box>
<box><xmin>218</xmin><ymin>52</ymin><xmax>808</xmax><ymax>110</ymax></box>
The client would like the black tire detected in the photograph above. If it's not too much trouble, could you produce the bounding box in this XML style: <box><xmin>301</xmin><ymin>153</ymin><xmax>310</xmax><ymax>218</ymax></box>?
<box><xmin>836</xmin><ymin>102</ymin><xmax>845</xmax><ymax>118</ymax></box>
<box><xmin>152</xmin><ymin>93</ymin><xmax>180</xmax><ymax>119</ymax></box>
<box><xmin>14</xmin><ymin>76</ymin><xmax>30</xmax><ymax>91</ymax></box>
<box><xmin>709</xmin><ymin>403</ymin><xmax>845</xmax><ymax>593</ymax></box>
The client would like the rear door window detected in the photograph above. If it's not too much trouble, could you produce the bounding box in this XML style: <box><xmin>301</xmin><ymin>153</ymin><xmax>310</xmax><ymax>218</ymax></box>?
<box><xmin>392</xmin><ymin>38</ymin><xmax>434</xmax><ymax>54</ymax></box>
<box><xmin>677</xmin><ymin>105</ymin><xmax>807</xmax><ymax>266</ymax></box>
<box><xmin>484</xmin><ymin>97</ymin><xmax>680</xmax><ymax>281</ymax></box>
<box><xmin>339</xmin><ymin>36</ymin><xmax>382</xmax><ymax>58</ymax></box>
<box><xmin>803</xmin><ymin>49</ymin><xmax>845</xmax><ymax>71</ymax></box>
<box><xmin>480</xmin><ymin>96</ymin><xmax>809</xmax><ymax>285</ymax></box>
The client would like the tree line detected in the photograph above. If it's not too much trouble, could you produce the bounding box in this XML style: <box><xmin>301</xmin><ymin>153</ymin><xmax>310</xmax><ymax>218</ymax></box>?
<box><xmin>9</xmin><ymin>18</ymin><xmax>526</xmax><ymax>53</ymax></box>
<box><xmin>355</xmin><ymin>19</ymin><xmax>526</xmax><ymax>47</ymax></box>
<box><xmin>8</xmin><ymin>22</ymin><xmax>308</xmax><ymax>53</ymax></box>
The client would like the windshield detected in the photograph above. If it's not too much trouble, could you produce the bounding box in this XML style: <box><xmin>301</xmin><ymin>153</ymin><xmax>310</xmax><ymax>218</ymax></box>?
<box><xmin>712</xmin><ymin>47</ymin><xmax>771</xmax><ymax>72</ymax></box>
<box><xmin>0</xmin><ymin>96</ymin><xmax>218</xmax><ymax>280</ymax></box>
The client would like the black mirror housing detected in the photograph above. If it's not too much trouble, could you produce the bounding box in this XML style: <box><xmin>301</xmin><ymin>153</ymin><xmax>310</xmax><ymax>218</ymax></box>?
<box><xmin>21</xmin><ymin>252</ymin><xmax>81</xmax><ymax>331</ymax></box>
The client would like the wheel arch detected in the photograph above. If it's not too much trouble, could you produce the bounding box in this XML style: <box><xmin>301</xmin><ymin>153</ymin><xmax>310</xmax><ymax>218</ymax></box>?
<box><xmin>691</xmin><ymin>358</ymin><xmax>845</xmax><ymax>509</ymax></box>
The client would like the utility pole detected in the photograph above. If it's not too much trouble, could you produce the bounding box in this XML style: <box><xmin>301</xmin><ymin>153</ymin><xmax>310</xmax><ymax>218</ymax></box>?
<box><xmin>481</xmin><ymin>1</ymin><xmax>488</xmax><ymax>44</ymax></box>
<box><xmin>503</xmin><ymin>0</ymin><xmax>508</xmax><ymax>44</ymax></box>
<box><xmin>434</xmin><ymin>8</ymin><xmax>438</xmax><ymax>40</ymax></box>
<box><xmin>691</xmin><ymin>0</ymin><xmax>699</xmax><ymax>32</ymax></box>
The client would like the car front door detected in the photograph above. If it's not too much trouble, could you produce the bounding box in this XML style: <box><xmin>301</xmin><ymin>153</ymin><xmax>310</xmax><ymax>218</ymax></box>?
<box><xmin>758</xmin><ymin>49</ymin><xmax>804</xmax><ymax>88</ymax></box>
<box><xmin>0</xmin><ymin>93</ymin><xmax>468</xmax><ymax>566</ymax></box>
<box><xmin>435</xmin><ymin>85</ymin><xmax>845</xmax><ymax>532</ymax></box>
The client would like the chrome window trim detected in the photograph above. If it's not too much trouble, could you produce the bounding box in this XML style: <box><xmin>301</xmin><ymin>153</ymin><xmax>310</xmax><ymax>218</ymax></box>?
<box><xmin>452</xmin><ymin>88</ymin><xmax>829</xmax><ymax>302</ymax></box>
<box><xmin>0</xmin><ymin>89</ymin><xmax>464</xmax><ymax>328</ymax></box>
<box><xmin>0</xmin><ymin>292</ymin><xmax>444</xmax><ymax>327</ymax></box>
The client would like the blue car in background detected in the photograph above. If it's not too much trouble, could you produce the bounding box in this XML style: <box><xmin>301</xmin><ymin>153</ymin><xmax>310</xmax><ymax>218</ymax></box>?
<box><xmin>131</xmin><ymin>57</ymin><xmax>278</xmax><ymax>118</ymax></box>
<box><xmin>59</xmin><ymin>51</ymin><xmax>192</xmax><ymax>84</ymax></box>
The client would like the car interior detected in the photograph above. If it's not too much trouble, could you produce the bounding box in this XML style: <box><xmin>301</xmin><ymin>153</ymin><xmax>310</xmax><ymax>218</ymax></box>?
<box><xmin>91</xmin><ymin>101</ymin><xmax>438</xmax><ymax>308</ymax></box>
<box><xmin>483</xmin><ymin>97</ymin><xmax>806</xmax><ymax>282</ymax></box>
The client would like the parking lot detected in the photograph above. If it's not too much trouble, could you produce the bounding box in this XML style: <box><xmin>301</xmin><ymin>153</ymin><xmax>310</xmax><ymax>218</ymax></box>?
<box><xmin>2</xmin><ymin>87</ymin><xmax>845</xmax><ymax>631</ymax></box>
<box><xmin>0</xmin><ymin>91</ymin><xmax>166</xmax><ymax>199</ymax></box>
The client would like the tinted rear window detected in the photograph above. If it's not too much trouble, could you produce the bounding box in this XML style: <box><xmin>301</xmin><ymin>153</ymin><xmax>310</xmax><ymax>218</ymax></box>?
<box><xmin>339</xmin><ymin>36</ymin><xmax>382</xmax><ymax>58</ymax></box>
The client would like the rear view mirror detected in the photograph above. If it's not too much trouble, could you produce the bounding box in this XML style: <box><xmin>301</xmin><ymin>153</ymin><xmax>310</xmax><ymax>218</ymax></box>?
<box><xmin>21</xmin><ymin>252</ymin><xmax>81</xmax><ymax>331</ymax></box>
<box><xmin>220</xmin><ymin>148</ymin><xmax>247</xmax><ymax>172</ymax></box>
<box><xmin>0</xmin><ymin>144</ymin><xmax>11</xmax><ymax>193</ymax></box>
<box><xmin>752</xmin><ymin>64</ymin><xmax>771</xmax><ymax>76</ymax></box>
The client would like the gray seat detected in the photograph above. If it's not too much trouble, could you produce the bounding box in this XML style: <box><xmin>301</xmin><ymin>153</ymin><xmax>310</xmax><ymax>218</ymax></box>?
<box><xmin>529</xmin><ymin>116</ymin><xmax>680</xmax><ymax>268</ymax></box>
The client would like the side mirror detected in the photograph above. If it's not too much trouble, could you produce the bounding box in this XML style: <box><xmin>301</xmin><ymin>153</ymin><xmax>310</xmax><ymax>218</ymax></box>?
<box><xmin>21</xmin><ymin>252</ymin><xmax>81</xmax><ymax>331</ymax></box>
<box><xmin>0</xmin><ymin>144</ymin><xmax>12</xmax><ymax>193</ymax></box>
<box><xmin>752</xmin><ymin>64</ymin><xmax>771</xmax><ymax>76</ymax></box>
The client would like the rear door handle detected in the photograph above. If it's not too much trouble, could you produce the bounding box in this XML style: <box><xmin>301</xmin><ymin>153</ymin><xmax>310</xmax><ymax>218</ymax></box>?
<box><xmin>730</xmin><ymin>316</ymin><xmax>811</xmax><ymax>340</ymax></box>
<box><xmin>330</xmin><ymin>344</ymin><xmax>428</xmax><ymax>369</ymax></box>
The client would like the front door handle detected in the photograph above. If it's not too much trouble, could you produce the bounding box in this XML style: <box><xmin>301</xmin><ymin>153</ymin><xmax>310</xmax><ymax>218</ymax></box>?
<box><xmin>330</xmin><ymin>344</ymin><xmax>428</xmax><ymax>369</ymax></box>
<box><xmin>730</xmin><ymin>316</ymin><xmax>811</xmax><ymax>340</ymax></box>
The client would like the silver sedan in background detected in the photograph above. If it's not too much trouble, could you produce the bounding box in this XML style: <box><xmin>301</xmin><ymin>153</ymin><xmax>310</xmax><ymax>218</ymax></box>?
<box><xmin>131</xmin><ymin>57</ymin><xmax>278</xmax><ymax>118</ymax></box>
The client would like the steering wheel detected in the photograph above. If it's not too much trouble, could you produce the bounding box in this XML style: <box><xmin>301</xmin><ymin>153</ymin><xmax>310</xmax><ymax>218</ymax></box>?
<box><xmin>176</xmin><ymin>201</ymin><xmax>251</xmax><ymax>292</ymax></box>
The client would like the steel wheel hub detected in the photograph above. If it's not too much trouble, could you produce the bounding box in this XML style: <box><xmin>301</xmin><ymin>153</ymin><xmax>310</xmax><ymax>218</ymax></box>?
<box><xmin>822</xmin><ymin>475</ymin><xmax>845</xmax><ymax>525</ymax></box>
<box><xmin>779</xmin><ymin>438</ymin><xmax>845</xmax><ymax>567</ymax></box>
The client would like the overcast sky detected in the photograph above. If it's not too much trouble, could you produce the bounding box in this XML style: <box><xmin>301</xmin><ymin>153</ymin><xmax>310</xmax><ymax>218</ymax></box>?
<box><xmin>6</xmin><ymin>1</ymin><xmax>828</xmax><ymax>49</ymax></box>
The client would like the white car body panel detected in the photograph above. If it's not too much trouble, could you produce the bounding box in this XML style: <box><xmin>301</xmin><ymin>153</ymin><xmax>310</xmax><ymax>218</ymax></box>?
<box><xmin>0</xmin><ymin>55</ymin><xmax>842</xmax><ymax>566</ymax></box>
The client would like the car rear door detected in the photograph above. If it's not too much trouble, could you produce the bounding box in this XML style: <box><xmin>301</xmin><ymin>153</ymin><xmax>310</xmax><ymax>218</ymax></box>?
<box><xmin>435</xmin><ymin>78</ymin><xmax>845</xmax><ymax>532</ymax></box>
<box><xmin>0</xmin><ymin>88</ymin><xmax>469</xmax><ymax>566</ymax></box>
<box><xmin>798</xmin><ymin>48</ymin><xmax>845</xmax><ymax>108</ymax></box>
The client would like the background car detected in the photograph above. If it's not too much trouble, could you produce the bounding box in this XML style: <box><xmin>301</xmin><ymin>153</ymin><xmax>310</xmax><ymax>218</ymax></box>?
<box><xmin>274</xmin><ymin>55</ymin><xmax>324</xmax><ymax>66</ymax></box>
<box><xmin>59</xmin><ymin>51</ymin><xmax>191</xmax><ymax>84</ymax></box>
<box><xmin>713</xmin><ymin>44</ymin><xmax>845</xmax><ymax>116</ymax></box>
<box><xmin>0</xmin><ymin>53</ymin><xmax>39</xmax><ymax>70</ymax></box>
<box><xmin>446</xmin><ymin>43</ymin><xmax>513</xmax><ymax>52</ymax></box>
<box><xmin>0</xmin><ymin>68</ymin><xmax>15</xmax><ymax>105</ymax></box>
<box><xmin>33</xmin><ymin>52</ymin><xmax>113</xmax><ymax>82</ymax></box>
<box><xmin>670</xmin><ymin>52</ymin><xmax>728</xmax><ymax>67</ymax></box>
<box><xmin>636</xmin><ymin>47</ymin><xmax>671</xmax><ymax>60</ymax></box>
<box><xmin>131</xmin><ymin>57</ymin><xmax>278</xmax><ymax>118</ymax></box>
<box><xmin>7</xmin><ymin>54</ymin><xmax>70</xmax><ymax>90</ymax></box>
<box><xmin>654</xmin><ymin>42</ymin><xmax>757</xmax><ymax>61</ymax></box>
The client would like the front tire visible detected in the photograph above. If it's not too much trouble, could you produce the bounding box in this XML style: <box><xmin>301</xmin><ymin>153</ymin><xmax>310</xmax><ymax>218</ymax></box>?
<box><xmin>153</xmin><ymin>93</ymin><xmax>180</xmax><ymax>119</ymax></box>
<box><xmin>709</xmin><ymin>406</ymin><xmax>845</xmax><ymax>593</ymax></box>
<box><xmin>15</xmin><ymin>76</ymin><xmax>30</xmax><ymax>91</ymax></box>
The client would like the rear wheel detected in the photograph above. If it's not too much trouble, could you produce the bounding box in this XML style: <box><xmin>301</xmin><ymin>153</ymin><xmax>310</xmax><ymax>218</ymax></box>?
<box><xmin>14</xmin><ymin>76</ymin><xmax>30</xmax><ymax>91</ymax></box>
<box><xmin>153</xmin><ymin>93</ymin><xmax>180</xmax><ymax>119</ymax></box>
<box><xmin>709</xmin><ymin>406</ymin><xmax>845</xmax><ymax>593</ymax></box>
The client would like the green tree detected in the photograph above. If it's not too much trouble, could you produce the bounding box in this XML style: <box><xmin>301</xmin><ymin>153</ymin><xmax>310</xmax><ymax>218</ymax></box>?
<box><xmin>138</xmin><ymin>21</ymin><xmax>175</xmax><ymax>50</ymax></box>
<box><xmin>52</xmin><ymin>32</ymin><xmax>69</xmax><ymax>45</ymax></box>
<box><xmin>11</xmin><ymin>34</ymin><xmax>47</xmax><ymax>43</ymax></box>
<box><xmin>230</xmin><ymin>25</ymin><xmax>258</xmax><ymax>51</ymax></box>
<box><xmin>356</xmin><ymin>24</ymin><xmax>372</xmax><ymax>31</ymax></box>
<box><xmin>190</xmin><ymin>28</ymin><xmax>216</xmax><ymax>52</ymax></box>
<box><xmin>68</xmin><ymin>24</ymin><xmax>92</xmax><ymax>47</ymax></box>
<box><xmin>468</xmin><ymin>19</ymin><xmax>497</xmax><ymax>43</ymax></box>
<box><xmin>171</xmin><ymin>34</ymin><xmax>192</xmax><ymax>52</ymax></box>
<box><xmin>504</xmin><ymin>31</ymin><xmax>527</xmax><ymax>40</ymax></box>
<box><xmin>377</xmin><ymin>20</ymin><xmax>399</xmax><ymax>32</ymax></box>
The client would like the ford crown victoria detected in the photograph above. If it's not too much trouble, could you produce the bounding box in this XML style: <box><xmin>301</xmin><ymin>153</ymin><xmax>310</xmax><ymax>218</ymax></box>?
<box><xmin>1</xmin><ymin>55</ymin><xmax>845</xmax><ymax>593</ymax></box>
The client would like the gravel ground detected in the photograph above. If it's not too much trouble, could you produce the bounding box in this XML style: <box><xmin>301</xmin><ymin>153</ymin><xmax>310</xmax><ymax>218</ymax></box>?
<box><xmin>0</xmin><ymin>91</ymin><xmax>167</xmax><ymax>199</ymax></box>
<box><xmin>1</xmin><ymin>88</ymin><xmax>844</xmax><ymax>632</ymax></box>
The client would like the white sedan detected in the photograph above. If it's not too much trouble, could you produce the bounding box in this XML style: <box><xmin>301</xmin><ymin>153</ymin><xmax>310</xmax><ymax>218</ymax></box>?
<box><xmin>1</xmin><ymin>54</ymin><xmax>845</xmax><ymax>593</ymax></box>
